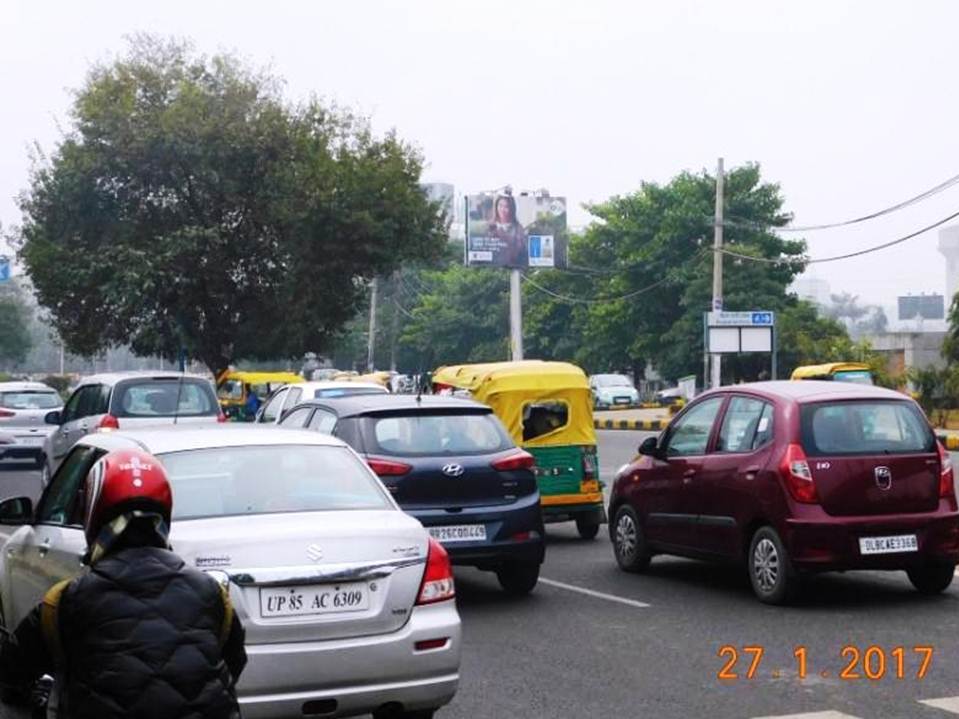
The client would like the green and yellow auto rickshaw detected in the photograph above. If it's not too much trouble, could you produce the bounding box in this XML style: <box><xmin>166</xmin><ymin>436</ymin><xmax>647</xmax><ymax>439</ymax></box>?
<box><xmin>215</xmin><ymin>370</ymin><xmax>303</xmax><ymax>421</ymax></box>
<box><xmin>433</xmin><ymin>360</ymin><xmax>606</xmax><ymax>539</ymax></box>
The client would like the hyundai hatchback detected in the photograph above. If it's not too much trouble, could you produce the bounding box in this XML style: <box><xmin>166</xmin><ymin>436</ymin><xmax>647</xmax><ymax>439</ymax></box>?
<box><xmin>279</xmin><ymin>395</ymin><xmax>546</xmax><ymax>594</ymax></box>
<box><xmin>608</xmin><ymin>381</ymin><xmax>959</xmax><ymax>604</ymax></box>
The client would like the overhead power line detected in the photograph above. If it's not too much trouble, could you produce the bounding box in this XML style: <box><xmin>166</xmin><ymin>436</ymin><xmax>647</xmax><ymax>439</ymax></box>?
<box><xmin>719</xmin><ymin>209</ymin><xmax>959</xmax><ymax>266</ymax></box>
<box><xmin>723</xmin><ymin>171</ymin><xmax>959</xmax><ymax>233</ymax></box>
<box><xmin>520</xmin><ymin>272</ymin><xmax>674</xmax><ymax>305</ymax></box>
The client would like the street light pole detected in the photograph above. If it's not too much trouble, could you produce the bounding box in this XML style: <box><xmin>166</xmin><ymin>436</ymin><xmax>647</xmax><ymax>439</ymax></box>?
<box><xmin>509</xmin><ymin>268</ymin><xmax>523</xmax><ymax>360</ymax></box>
<box><xmin>367</xmin><ymin>277</ymin><xmax>378</xmax><ymax>372</ymax></box>
<box><xmin>710</xmin><ymin>157</ymin><xmax>725</xmax><ymax>389</ymax></box>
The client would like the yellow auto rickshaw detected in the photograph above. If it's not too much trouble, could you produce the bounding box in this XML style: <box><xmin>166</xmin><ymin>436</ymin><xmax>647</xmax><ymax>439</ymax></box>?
<box><xmin>790</xmin><ymin>362</ymin><xmax>874</xmax><ymax>385</ymax></box>
<box><xmin>433</xmin><ymin>360</ymin><xmax>606</xmax><ymax>539</ymax></box>
<box><xmin>215</xmin><ymin>370</ymin><xmax>303</xmax><ymax>420</ymax></box>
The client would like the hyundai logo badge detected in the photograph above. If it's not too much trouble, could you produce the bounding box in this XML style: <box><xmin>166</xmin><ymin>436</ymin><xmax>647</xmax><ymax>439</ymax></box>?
<box><xmin>442</xmin><ymin>463</ymin><xmax>465</xmax><ymax>477</ymax></box>
<box><xmin>874</xmin><ymin>466</ymin><xmax>892</xmax><ymax>491</ymax></box>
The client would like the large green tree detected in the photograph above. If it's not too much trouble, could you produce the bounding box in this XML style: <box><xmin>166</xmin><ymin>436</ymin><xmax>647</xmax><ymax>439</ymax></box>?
<box><xmin>16</xmin><ymin>36</ymin><xmax>446</xmax><ymax>378</ymax></box>
<box><xmin>0</xmin><ymin>295</ymin><xmax>32</xmax><ymax>368</ymax></box>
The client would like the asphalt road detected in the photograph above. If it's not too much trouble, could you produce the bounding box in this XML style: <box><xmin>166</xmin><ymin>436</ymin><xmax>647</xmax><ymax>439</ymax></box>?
<box><xmin>3</xmin><ymin>432</ymin><xmax>959</xmax><ymax>718</ymax></box>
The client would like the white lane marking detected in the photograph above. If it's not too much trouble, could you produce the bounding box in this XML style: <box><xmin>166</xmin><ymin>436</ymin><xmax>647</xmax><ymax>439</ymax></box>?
<box><xmin>920</xmin><ymin>697</ymin><xmax>959</xmax><ymax>713</ymax></box>
<box><xmin>752</xmin><ymin>712</ymin><xmax>862</xmax><ymax>719</ymax></box>
<box><xmin>538</xmin><ymin>577</ymin><xmax>650</xmax><ymax>608</ymax></box>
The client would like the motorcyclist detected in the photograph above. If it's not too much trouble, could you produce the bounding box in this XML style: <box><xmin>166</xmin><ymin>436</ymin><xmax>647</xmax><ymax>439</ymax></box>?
<box><xmin>0</xmin><ymin>448</ymin><xmax>247</xmax><ymax>718</ymax></box>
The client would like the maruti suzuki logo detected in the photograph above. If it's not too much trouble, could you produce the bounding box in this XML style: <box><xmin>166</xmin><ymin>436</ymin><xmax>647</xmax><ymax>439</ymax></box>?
<box><xmin>874</xmin><ymin>466</ymin><xmax>892</xmax><ymax>491</ymax></box>
<box><xmin>307</xmin><ymin>544</ymin><xmax>323</xmax><ymax>562</ymax></box>
<box><xmin>442</xmin><ymin>463</ymin><xmax>465</xmax><ymax>477</ymax></box>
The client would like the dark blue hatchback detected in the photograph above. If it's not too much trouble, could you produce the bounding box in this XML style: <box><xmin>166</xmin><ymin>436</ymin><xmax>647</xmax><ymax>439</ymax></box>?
<box><xmin>279</xmin><ymin>394</ymin><xmax>545</xmax><ymax>594</ymax></box>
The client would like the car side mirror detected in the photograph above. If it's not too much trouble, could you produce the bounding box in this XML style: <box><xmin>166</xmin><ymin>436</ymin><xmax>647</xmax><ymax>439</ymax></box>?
<box><xmin>638</xmin><ymin>436</ymin><xmax>661</xmax><ymax>458</ymax></box>
<box><xmin>0</xmin><ymin>497</ymin><xmax>33</xmax><ymax>525</ymax></box>
<box><xmin>44</xmin><ymin>410</ymin><xmax>62</xmax><ymax>426</ymax></box>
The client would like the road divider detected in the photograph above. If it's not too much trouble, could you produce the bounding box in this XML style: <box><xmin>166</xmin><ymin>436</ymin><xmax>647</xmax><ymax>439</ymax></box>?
<box><xmin>594</xmin><ymin>419</ymin><xmax>665</xmax><ymax>431</ymax></box>
<box><xmin>939</xmin><ymin>434</ymin><xmax>959</xmax><ymax>451</ymax></box>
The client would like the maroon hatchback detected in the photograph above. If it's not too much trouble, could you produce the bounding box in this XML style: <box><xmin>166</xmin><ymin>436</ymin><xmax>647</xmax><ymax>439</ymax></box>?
<box><xmin>609</xmin><ymin>381</ymin><xmax>959</xmax><ymax>604</ymax></box>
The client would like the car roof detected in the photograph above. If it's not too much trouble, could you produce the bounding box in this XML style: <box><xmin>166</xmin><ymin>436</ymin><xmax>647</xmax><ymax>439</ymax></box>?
<box><xmin>702</xmin><ymin>380</ymin><xmax>911</xmax><ymax>404</ymax></box>
<box><xmin>76</xmin><ymin>371</ymin><xmax>213</xmax><ymax>387</ymax></box>
<box><xmin>0</xmin><ymin>381</ymin><xmax>59</xmax><ymax>392</ymax></box>
<box><xmin>80</xmin><ymin>425</ymin><xmax>346</xmax><ymax>455</ymax></box>
<box><xmin>296</xmin><ymin>393</ymin><xmax>491</xmax><ymax>417</ymax></box>
<box><xmin>288</xmin><ymin>380</ymin><xmax>388</xmax><ymax>392</ymax></box>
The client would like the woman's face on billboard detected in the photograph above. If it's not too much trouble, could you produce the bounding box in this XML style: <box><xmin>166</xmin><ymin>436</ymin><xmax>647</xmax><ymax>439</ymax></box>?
<box><xmin>495</xmin><ymin>198</ymin><xmax>513</xmax><ymax>223</ymax></box>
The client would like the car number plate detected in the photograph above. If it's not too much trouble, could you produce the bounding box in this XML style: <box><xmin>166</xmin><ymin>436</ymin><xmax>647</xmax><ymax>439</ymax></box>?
<box><xmin>22</xmin><ymin>437</ymin><xmax>46</xmax><ymax>446</ymax></box>
<box><xmin>428</xmin><ymin>524</ymin><xmax>487</xmax><ymax>543</ymax></box>
<box><xmin>858</xmin><ymin>534</ymin><xmax>918</xmax><ymax>555</ymax></box>
<box><xmin>614</xmin><ymin>397</ymin><xmax>631</xmax><ymax>404</ymax></box>
<box><xmin>259</xmin><ymin>581</ymin><xmax>370</xmax><ymax>618</ymax></box>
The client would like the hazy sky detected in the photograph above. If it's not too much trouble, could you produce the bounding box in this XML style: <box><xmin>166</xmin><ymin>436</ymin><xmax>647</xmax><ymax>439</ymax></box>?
<box><xmin>2</xmin><ymin>0</ymin><xmax>958</xmax><ymax>306</ymax></box>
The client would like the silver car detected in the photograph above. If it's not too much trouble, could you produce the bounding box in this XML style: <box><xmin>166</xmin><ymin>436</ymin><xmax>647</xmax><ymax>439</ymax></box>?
<box><xmin>42</xmin><ymin>372</ymin><xmax>223</xmax><ymax>485</ymax></box>
<box><xmin>0</xmin><ymin>381</ymin><xmax>63</xmax><ymax>466</ymax></box>
<box><xmin>0</xmin><ymin>426</ymin><xmax>460</xmax><ymax>718</ymax></box>
<box><xmin>256</xmin><ymin>381</ymin><xmax>388</xmax><ymax>425</ymax></box>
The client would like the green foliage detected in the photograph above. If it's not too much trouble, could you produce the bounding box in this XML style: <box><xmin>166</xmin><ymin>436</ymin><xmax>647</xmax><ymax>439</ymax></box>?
<box><xmin>0</xmin><ymin>296</ymin><xmax>32</xmax><ymax>367</ymax></box>
<box><xmin>41</xmin><ymin>374</ymin><xmax>73</xmax><ymax>398</ymax></box>
<box><xmin>16</xmin><ymin>36</ymin><xmax>446</xmax><ymax>378</ymax></box>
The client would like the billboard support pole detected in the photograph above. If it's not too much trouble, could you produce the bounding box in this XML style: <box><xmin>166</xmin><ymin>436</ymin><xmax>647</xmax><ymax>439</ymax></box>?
<box><xmin>710</xmin><ymin>157</ymin><xmax>725</xmax><ymax>389</ymax></box>
<box><xmin>509</xmin><ymin>269</ymin><xmax>523</xmax><ymax>361</ymax></box>
<box><xmin>367</xmin><ymin>277</ymin><xmax>378</xmax><ymax>372</ymax></box>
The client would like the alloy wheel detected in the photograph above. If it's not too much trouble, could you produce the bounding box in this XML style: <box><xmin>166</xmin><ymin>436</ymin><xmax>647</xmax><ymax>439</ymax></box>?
<box><xmin>753</xmin><ymin>538</ymin><xmax>779</xmax><ymax>593</ymax></box>
<box><xmin>616</xmin><ymin>512</ymin><xmax>637</xmax><ymax>560</ymax></box>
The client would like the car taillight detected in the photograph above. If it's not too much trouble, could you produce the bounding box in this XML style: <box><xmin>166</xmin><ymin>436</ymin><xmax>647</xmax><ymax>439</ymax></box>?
<box><xmin>416</xmin><ymin>537</ymin><xmax>455</xmax><ymax>605</ymax></box>
<box><xmin>366</xmin><ymin>457</ymin><xmax>412</xmax><ymax>477</ymax></box>
<box><xmin>779</xmin><ymin>443</ymin><xmax>818</xmax><ymax>504</ymax></box>
<box><xmin>0</xmin><ymin>409</ymin><xmax>14</xmax><ymax>418</ymax></box>
<box><xmin>491</xmin><ymin>450</ymin><xmax>535</xmax><ymax>472</ymax></box>
<box><xmin>582</xmin><ymin>449</ymin><xmax>597</xmax><ymax>480</ymax></box>
<box><xmin>97</xmin><ymin>414</ymin><xmax>120</xmax><ymax>431</ymax></box>
<box><xmin>938</xmin><ymin>441</ymin><xmax>954</xmax><ymax>499</ymax></box>
<box><xmin>217</xmin><ymin>410</ymin><xmax>228</xmax><ymax>423</ymax></box>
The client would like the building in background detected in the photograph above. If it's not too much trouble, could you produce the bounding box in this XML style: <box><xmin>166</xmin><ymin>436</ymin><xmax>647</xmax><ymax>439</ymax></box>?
<box><xmin>792</xmin><ymin>274</ymin><xmax>831</xmax><ymax>308</ymax></box>
<box><xmin>420</xmin><ymin>182</ymin><xmax>464</xmax><ymax>242</ymax></box>
<box><xmin>939</xmin><ymin>225</ymin><xmax>959</xmax><ymax>303</ymax></box>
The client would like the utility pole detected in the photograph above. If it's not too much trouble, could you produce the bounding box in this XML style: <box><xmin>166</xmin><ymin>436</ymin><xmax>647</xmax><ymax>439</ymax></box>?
<box><xmin>367</xmin><ymin>277</ymin><xmax>378</xmax><ymax>372</ymax></box>
<box><xmin>509</xmin><ymin>269</ymin><xmax>523</xmax><ymax>360</ymax></box>
<box><xmin>710</xmin><ymin>157</ymin><xmax>724</xmax><ymax>389</ymax></box>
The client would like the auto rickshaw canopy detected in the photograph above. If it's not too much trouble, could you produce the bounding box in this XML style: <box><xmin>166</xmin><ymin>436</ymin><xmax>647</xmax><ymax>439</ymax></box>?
<box><xmin>432</xmin><ymin>360</ymin><xmax>596</xmax><ymax>448</ymax></box>
<box><xmin>790</xmin><ymin>362</ymin><xmax>873</xmax><ymax>381</ymax></box>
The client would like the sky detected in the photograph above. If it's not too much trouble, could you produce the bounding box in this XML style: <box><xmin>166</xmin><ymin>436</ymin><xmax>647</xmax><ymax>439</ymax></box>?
<box><xmin>2</xmin><ymin>0</ymin><xmax>958</xmax><ymax>307</ymax></box>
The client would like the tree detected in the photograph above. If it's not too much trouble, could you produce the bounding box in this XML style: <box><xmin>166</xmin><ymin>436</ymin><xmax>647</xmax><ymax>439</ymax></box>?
<box><xmin>16</xmin><ymin>36</ymin><xmax>446</xmax><ymax>378</ymax></box>
<box><xmin>822</xmin><ymin>292</ymin><xmax>888</xmax><ymax>337</ymax></box>
<box><xmin>0</xmin><ymin>296</ymin><xmax>32</xmax><ymax>367</ymax></box>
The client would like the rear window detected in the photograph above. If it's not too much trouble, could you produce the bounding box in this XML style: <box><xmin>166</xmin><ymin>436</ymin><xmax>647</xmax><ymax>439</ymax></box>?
<box><xmin>0</xmin><ymin>391</ymin><xmax>61</xmax><ymax>409</ymax></box>
<box><xmin>314</xmin><ymin>388</ymin><xmax>384</xmax><ymax>399</ymax></box>
<box><xmin>159</xmin><ymin>445</ymin><xmax>390</xmax><ymax>519</ymax></box>
<box><xmin>522</xmin><ymin>401</ymin><xmax>569</xmax><ymax>441</ymax></box>
<box><xmin>832</xmin><ymin>370</ymin><xmax>874</xmax><ymax>385</ymax></box>
<box><xmin>800</xmin><ymin>401</ymin><xmax>935</xmax><ymax>456</ymax></box>
<box><xmin>112</xmin><ymin>379</ymin><xmax>218</xmax><ymax>418</ymax></box>
<box><xmin>368</xmin><ymin>412</ymin><xmax>511</xmax><ymax>456</ymax></box>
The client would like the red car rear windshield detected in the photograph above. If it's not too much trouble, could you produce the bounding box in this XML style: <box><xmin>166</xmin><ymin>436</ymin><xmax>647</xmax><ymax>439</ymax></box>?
<box><xmin>799</xmin><ymin>401</ymin><xmax>935</xmax><ymax>456</ymax></box>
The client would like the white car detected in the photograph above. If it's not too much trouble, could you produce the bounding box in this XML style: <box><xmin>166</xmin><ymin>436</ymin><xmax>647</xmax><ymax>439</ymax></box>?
<box><xmin>588</xmin><ymin>374</ymin><xmax>640</xmax><ymax>409</ymax></box>
<box><xmin>0</xmin><ymin>382</ymin><xmax>63</xmax><ymax>466</ymax></box>
<box><xmin>0</xmin><ymin>426</ymin><xmax>460</xmax><ymax>719</ymax></box>
<box><xmin>256</xmin><ymin>380</ymin><xmax>388</xmax><ymax>424</ymax></box>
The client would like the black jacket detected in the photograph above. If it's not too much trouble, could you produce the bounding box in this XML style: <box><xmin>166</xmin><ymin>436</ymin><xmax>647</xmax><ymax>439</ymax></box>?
<box><xmin>0</xmin><ymin>546</ymin><xmax>246</xmax><ymax>719</ymax></box>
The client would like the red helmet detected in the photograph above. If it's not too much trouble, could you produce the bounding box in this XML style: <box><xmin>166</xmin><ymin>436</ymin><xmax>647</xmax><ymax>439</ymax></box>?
<box><xmin>84</xmin><ymin>448</ymin><xmax>173</xmax><ymax>546</ymax></box>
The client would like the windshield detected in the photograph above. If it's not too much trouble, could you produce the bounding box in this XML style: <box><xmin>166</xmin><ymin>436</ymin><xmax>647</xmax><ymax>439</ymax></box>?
<box><xmin>800</xmin><ymin>401</ymin><xmax>935</xmax><ymax>456</ymax></box>
<box><xmin>0</xmin><ymin>391</ymin><xmax>61</xmax><ymax>409</ymax></box>
<box><xmin>113</xmin><ymin>379</ymin><xmax>219</xmax><ymax>418</ymax></box>
<box><xmin>594</xmin><ymin>375</ymin><xmax>632</xmax><ymax>388</ymax></box>
<box><xmin>833</xmin><ymin>370</ymin><xmax>874</xmax><ymax>385</ymax></box>
<box><xmin>368</xmin><ymin>412</ymin><xmax>511</xmax><ymax>456</ymax></box>
<box><xmin>159</xmin><ymin>445</ymin><xmax>390</xmax><ymax>519</ymax></box>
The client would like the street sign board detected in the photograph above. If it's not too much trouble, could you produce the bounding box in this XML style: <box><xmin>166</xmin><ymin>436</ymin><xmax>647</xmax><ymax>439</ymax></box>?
<box><xmin>707</xmin><ymin>311</ymin><xmax>774</xmax><ymax>327</ymax></box>
<box><xmin>0</xmin><ymin>257</ymin><xmax>10</xmax><ymax>283</ymax></box>
<box><xmin>705</xmin><ymin>310</ymin><xmax>775</xmax><ymax>354</ymax></box>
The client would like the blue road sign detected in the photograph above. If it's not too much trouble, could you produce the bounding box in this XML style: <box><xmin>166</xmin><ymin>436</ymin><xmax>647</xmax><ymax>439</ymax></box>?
<box><xmin>0</xmin><ymin>258</ymin><xmax>10</xmax><ymax>283</ymax></box>
<box><xmin>750</xmin><ymin>311</ymin><xmax>773</xmax><ymax>326</ymax></box>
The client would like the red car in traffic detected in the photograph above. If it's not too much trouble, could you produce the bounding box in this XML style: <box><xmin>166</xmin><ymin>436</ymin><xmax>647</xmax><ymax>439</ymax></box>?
<box><xmin>608</xmin><ymin>381</ymin><xmax>959</xmax><ymax>603</ymax></box>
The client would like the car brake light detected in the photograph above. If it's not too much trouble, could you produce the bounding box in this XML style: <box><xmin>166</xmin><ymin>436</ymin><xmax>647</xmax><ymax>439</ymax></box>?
<box><xmin>416</xmin><ymin>537</ymin><xmax>455</xmax><ymax>605</ymax></box>
<box><xmin>491</xmin><ymin>450</ymin><xmax>535</xmax><ymax>472</ymax></box>
<box><xmin>217</xmin><ymin>410</ymin><xmax>228</xmax><ymax>423</ymax></box>
<box><xmin>779</xmin><ymin>443</ymin><xmax>818</xmax><ymax>504</ymax></box>
<box><xmin>366</xmin><ymin>457</ymin><xmax>412</xmax><ymax>477</ymax></box>
<box><xmin>0</xmin><ymin>409</ymin><xmax>13</xmax><ymax>418</ymax></box>
<box><xmin>938</xmin><ymin>441</ymin><xmax>954</xmax><ymax>499</ymax></box>
<box><xmin>582</xmin><ymin>449</ymin><xmax>597</xmax><ymax>481</ymax></box>
<box><xmin>97</xmin><ymin>414</ymin><xmax>120</xmax><ymax>432</ymax></box>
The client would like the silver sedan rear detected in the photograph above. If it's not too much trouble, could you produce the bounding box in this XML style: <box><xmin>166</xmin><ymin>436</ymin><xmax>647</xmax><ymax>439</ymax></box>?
<box><xmin>0</xmin><ymin>426</ymin><xmax>461</xmax><ymax>718</ymax></box>
<box><xmin>0</xmin><ymin>382</ymin><xmax>62</xmax><ymax>465</ymax></box>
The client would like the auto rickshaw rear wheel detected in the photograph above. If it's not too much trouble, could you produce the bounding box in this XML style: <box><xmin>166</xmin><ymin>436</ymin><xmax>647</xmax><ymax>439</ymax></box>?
<box><xmin>576</xmin><ymin>517</ymin><xmax>600</xmax><ymax>540</ymax></box>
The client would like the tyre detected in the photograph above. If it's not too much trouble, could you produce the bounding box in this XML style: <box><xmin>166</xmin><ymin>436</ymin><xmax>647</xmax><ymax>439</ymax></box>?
<box><xmin>495</xmin><ymin>561</ymin><xmax>540</xmax><ymax>595</ymax></box>
<box><xmin>748</xmin><ymin>526</ymin><xmax>799</xmax><ymax>605</ymax></box>
<box><xmin>373</xmin><ymin>708</ymin><xmax>436</xmax><ymax>719</ymax></box>
<box><xmin>612</xmin><ymin>505</ymin><xmax>651</xmax><ymax>572</ymax></box>
<box><xmin>576</xmin><ymin>517</ymin><xmax>600</xmax><ymax>540</ymax></box>
<box><xmin>907</xmin><ymin>564</ymin><xmax>955</xmax><ymax>595</ymax></box>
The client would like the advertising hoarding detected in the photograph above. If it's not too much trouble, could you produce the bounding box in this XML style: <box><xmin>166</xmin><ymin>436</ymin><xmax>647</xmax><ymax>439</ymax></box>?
<box><xmin>465</xmin><ymin>193</ymin><xmax>567</xmax><ymax>269</ymax></box>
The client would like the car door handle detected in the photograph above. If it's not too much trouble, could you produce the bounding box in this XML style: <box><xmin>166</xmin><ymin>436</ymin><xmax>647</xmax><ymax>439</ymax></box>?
<box><xmin>38</xmin><ymin>538</ymin><xmax>52</xmax><ymax>557</ymax></box>
<box><xmin>683</xmin><ymin>469</ymin><xmax>696</xmax><ymax>484</ymax></box>
<box><xmin>741</xmin><ymin>465</ymin><xmax>761</xmax><ymax>480</ymax></box>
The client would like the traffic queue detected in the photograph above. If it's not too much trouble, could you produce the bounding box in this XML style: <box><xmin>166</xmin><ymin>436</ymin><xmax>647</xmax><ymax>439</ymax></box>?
<box><xmin>0</xmin><ymin>359</ymin><xmax>955</xmax><ymax>718</ymax></box>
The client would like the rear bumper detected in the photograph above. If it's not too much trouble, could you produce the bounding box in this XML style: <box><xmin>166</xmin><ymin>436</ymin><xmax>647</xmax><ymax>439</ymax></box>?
<box><xmin>238</xmin><ymin>601</ymin><xmax>460</xmax><ymax>719</ymax></box>
<box><xmin>407</xmin><ymin>493</ymin><xmax>546</xmax><ymax>568</ymax></box>
<box><xmin>784</xmin><ymin>505</ymin><xmax>959</xmax><ymax>571</ymax></box>
<box><xmin>0</xmin><ymin>443</ymin><xmax>44</xmax><ymax>461</ymax></box>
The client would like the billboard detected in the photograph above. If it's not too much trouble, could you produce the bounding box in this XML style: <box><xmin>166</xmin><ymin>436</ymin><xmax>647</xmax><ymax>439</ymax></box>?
<box><xmin>466</xmin><ymin>193</ymin><xmax>567</xmax><ymax>268</ymax></box>
<box><xmin>897</xmin><ymin>294</ymin><xmax>944</xmax><ymax>321</ymax></box>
